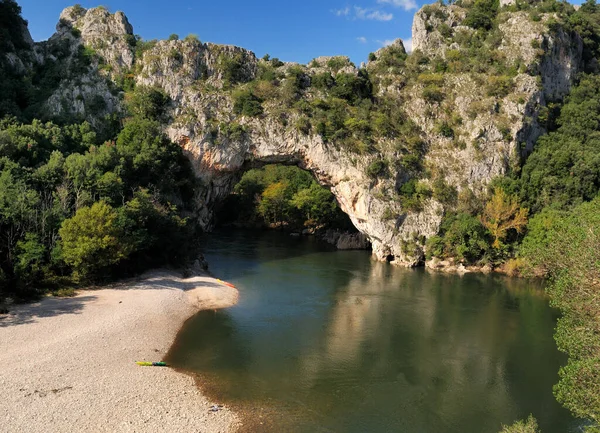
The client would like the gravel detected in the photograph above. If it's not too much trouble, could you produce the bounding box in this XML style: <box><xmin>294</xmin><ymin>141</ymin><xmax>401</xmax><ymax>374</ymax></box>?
<box><xmin>0</xmin><ymin>270</ymin><xmax>240</xmax><ymax>433</ymax></box>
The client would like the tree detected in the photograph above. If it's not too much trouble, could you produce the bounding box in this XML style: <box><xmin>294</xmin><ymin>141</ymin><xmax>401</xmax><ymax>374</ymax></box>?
<box><xmin>258</xmin><ymin>181</ymin><xmax>291</xmax><ymax>225</ymax></box>
<box><xmin>481</xmin><ymin>187</ymin><xmax>528</xmax><ymax>249</ymax></box>
<box><xmin>290</xmin><ymin>182</ymin><xmax>338</xmax><ymax>228</ymax></box>
<box><xmin>125</xmin><ymin>85</ymin><xmax>170</xmax><ymax>120</ymax></box>
<box><xmin>426</xmin><ymin>213</ymin><xmax>490</xmax><ymax>263</ymax></box>
<box><xmin>500</xmin><ymin>415</ymin><xmax>540</xmax><ymax>433</ymax></box>
<box><xmin>58</xmin><ymin>201</ymin><xmax>131</xmax><ymax>281</ymax></box>
<box><xmin>521</xmin><ymin>198</ymin><xmax>600</xmax><ymax>426</ymax></box>
<box><xmin>233</xmin><ymin>89</ymin><xmax>263</xmax><ymax>117</ymax></box>
<box><xmin>463</xmin><ymin>0</ymin><xmax>499</xmax><ymax>30</ymax></box>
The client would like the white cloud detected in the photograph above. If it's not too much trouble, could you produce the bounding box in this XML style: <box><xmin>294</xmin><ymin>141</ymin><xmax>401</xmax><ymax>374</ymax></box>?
<box><xmin>357</xmin><ymin>36</ymin><xmax>368</xmax><ymax>43</ymax></box>
<box><xmin>377</xmin><ymin>0</ymin><xmax>418</xmax><ymax>11</ymax></box>
<box><xmin>333</xmin><ymin>7</ymin><xmax>351</xmax><ymax>16</ymax></box>
<box><xmin>354</xmin><ymin>6</ymin><xmax>394</xmax><ymax>21</ymax></box>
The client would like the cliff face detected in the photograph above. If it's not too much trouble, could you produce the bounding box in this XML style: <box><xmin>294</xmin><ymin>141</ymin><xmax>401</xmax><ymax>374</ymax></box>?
<box><xmin>20</xmin><ymin>3</ymin><xmax>584</xmax><ymax>265</ymax></box>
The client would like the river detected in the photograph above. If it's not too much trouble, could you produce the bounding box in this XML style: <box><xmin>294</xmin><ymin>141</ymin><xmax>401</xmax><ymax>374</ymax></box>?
<box><xmin>166</xmin><ymin>230</ymin><xmax>578</xmax><ymax>432</ymax></box>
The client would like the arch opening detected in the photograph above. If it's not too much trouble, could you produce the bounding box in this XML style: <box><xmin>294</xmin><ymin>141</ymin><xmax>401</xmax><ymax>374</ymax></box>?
<box><xmin>212</xmin><ymin>163</ymin><xmax>371</xmax><ymax>251</ymax></box>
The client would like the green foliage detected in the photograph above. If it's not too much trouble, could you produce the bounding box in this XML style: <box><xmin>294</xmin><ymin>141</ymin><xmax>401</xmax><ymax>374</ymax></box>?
<box><xmin>219</xmin><ymin>165</ymin><xmax>351</xmax><ymax>230</ymax></box>
<box><xmin>271</xmin><ymin>58</ymin><xmax>284</xmax><ymax>68</ymax></box>
<box><xmin>125</xmin><ymin>85</ymin><xmax>170</xmax><ymax>120</ymax></box>
<box><xmin>168</xmin><ymin>33</ymin><xmax>179</xmax><ymax>41</ymax></box>
<box><xmin>59</xmin><ymin>201</ymin><xmax>131</xmax><ymax>281</ymax></box>
<box><xmin>0</xmin><ymin>0</ymin><xmax>29</xmax><ymax>52</ymax></box>
<box><xmin>326</xmin><ymin>57</ymin><xmax>351</xmax><ymax>73</ymax></box>
<box><xmin>312</xmin><ymin>72</ymin><xmax>335</xmax><ymax>90</ymax></box>
<box><xmin>566</xmin><ymin>0</ymin><xmax>600</xmax><ymax>72</ymax></box>
<box><xmin>486</xmin><ymin>75</ymin><xmax>515</xmax><ymax>97</ymax></box>
<box><xmin>519</xmin><ymin>75</ymin><xmax>600</xmax><ymax>213</ymax></box>
<box><xmin>500</xmin><ymin>415</ymin><xmax>540</xmax><ymax>433</ymax></box>
<box><xmin>426</xmin><ymin>213</ymin><xmax>490</xmax><ymax>263</ymax></box>
<box><xmin>435</xmin><ymin>121</ymin><xmax>454</xmax><ymax>138</ymax></box>
<box><xmin>183</xmin><ymin>33</ymin><xmax>200</xmax><ymax>43</ymax></box>
<box><xmin>366</xmin><ymin>159</ymin><xmax>387</xmax><ymax>178</ymax></box>
<box><xmin>398</xmin><ymin>179</ymin><xmax>432</xmax><ymax>211</ymax></box>
<box><xmin>219</xmin><ymin>52</ymin><xmax>250</xmax><ymax>87</ymax></box>
<box><xmin>329</xmin><ymin>71</ymin><xmax>372</xmax><ymax>105</ymax></box>
<box><xmin>520</xmin><ymin>198</ymin><xmax>600</xmax><ymax>425</ymax></box>
<box><xmin>0</xmin><ymin>113</ymin><xmax>196</xmax><ymax>297</ymax></box>
<box><xmin>463</xmin><ymin>0</ymin><xmax>500</xmax><ymax>30</ymax></box>
<box><xmin>233</xmin><ymin>89</ymin><xmax>264</xmax><ymax>117</ymax></box>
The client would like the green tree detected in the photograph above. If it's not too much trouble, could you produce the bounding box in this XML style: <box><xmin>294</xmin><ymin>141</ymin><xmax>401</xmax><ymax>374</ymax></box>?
<box><xmin>258</xmin><ymin>181</ymin><xmax>291</xmax><ymax>225</ymax></box>
<box><xmin>233</xmin><ymin>89</ymin><xmax>264</xmax><ymax>116</ymax></box>
<box><xmin>521</xmin><ymin>198</ymin><xmax>600</xmax><ymax>427</ymax></box>
<box><xmin>290</xmin><ymin>182</ymin><xmax>338</xmax><ymax>228</ymax></box>
<box><xmin>125</xmin><ymin>85</ymin><xmax>170</xmax><ymax>120</ymax></box>
<box><xmin>58</xmin><ymin>201</ymin><xmax>131</xmax><ymax>281</ymax></box>
<box><xmin>500</xmin><ymin>415</ymin><xmax>540</xmax><ymax>433</ymax></box>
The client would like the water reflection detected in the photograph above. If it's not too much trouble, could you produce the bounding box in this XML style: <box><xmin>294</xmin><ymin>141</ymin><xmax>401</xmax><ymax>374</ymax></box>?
<box><xmin>167</xmin><ymin>230</ymin><xmax>577</xmax><ymax>433</ymax></box>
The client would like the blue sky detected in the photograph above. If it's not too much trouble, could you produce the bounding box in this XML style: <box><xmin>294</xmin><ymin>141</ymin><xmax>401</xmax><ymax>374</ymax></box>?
<box><xmin>17</xmin><ymin>0</ymin><xmax>421</xmax><ymax>65</ymax></box>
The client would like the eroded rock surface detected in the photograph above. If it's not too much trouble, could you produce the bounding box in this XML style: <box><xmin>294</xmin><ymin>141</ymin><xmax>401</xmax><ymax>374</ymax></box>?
<box><xmin>21</xmin><ymin>4</ymin><xmax>584</xmax><ymax>265</ymax></box>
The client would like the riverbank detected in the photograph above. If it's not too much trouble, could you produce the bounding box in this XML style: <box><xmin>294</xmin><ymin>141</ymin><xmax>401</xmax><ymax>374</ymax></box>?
<box><xmin>0</xmin><ymin>270</ymin><xmax>240</xmax><ymax>433</ymax></box>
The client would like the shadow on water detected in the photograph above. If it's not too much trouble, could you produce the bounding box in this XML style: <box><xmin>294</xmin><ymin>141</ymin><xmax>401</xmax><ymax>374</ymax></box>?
<box><xmin>167</xmin><ymin>230</ymin><xmax>579</xmax><ymax>433</ymax></box>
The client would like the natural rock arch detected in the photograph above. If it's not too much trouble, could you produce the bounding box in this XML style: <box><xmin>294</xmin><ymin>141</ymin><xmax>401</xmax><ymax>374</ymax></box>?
<box><xmin>44</xmin><ymin>4</ymin><xmax>584</xmax><ymax>266</ymax></box>
<box><xmin>169</xmin><ymin>128</ymin><xmax>443</xmax><ymax>266</ymax></box>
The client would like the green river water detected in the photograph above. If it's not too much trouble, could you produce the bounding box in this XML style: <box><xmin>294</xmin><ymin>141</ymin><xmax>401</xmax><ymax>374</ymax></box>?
<box><xmin>166</xmin><ymin>230</ymin><xmax>579</xmax><ymax>432</ymax></box>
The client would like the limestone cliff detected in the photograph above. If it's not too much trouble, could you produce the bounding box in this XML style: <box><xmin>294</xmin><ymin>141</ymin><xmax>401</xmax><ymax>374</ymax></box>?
<box><xmin>22</xmin><ymin>3</ymin><xmax>584</xmax><ymax>266</ymax></box>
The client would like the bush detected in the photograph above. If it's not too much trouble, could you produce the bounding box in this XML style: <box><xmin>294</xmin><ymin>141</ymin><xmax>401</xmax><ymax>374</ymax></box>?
<box><xmin>435</xmin><ymin>213</ymin><xmax>491</xmax><ymax>263</ymax></box>
<box><xmin>233</xmin><ymin>89</ymin><xmax>264</xmax><ymax>117</ymax></box>
<box><xmin>366</xmin><ymin>160</ymin><xmax>387</xmax><ymax>178</ymax></box>
<box><xmin>125</xmin><ymin>86</ymin><xmax>170</xmax><ymax>120</ymax></box>
<box><xmin>326</xmin><ymin>57</ymin><xmax>351</xmax><ymax>72</ymax></box>
<box><xmin>422</xmin><ymin>85</ymin><xmax>444</xmax><ymax>103</ymax></box>
<box><xmin>435</xmin><ymin>122</ymin><xmax>454</xmax><ymax>138</ymax></box>
<box><xmin>311</xmin><ymin>72</ymin><xmax>335</xmax><ymax>90</ymax></box>
<box><xmin>59</xmin><ymin>201</ymin><xmax>131</xmax><ymax>281</ymax></box>
<box><xmin>219</xmin><ymin>52</ymin><xmax>249</xmax><ymax>86</ymax></box>
<box><xmin>183</xmin><ymin>34</ymin><xmax>200</xmax><ymax>43</ymax></box>
<box><xmin>329</xmin><ymin>71</ymin><xmax>372</xmax><ymax>104</ymax></box>
<box><xmin>463</xmin><ymin>0</ymin><xmax>499</xmax><ymax>30</ymax></box>
<box><xmin>500</xmin><ymin>415</ymin><xmax>540</xmax><ymax>433</ymax></box>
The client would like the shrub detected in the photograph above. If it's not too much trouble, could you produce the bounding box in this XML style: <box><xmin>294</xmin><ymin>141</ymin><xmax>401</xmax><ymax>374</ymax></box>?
<box><xmin>366</xmin><ymin>160</ymin><xmax>387</xmax><ymax>178</ymax></box>
<box><xmin>500</xmin><ymin>415</ymin><xmax>540</xmax><ymax>433</ymax></box>
<box><xmin>463</xmin><ymin>0</ymin><xmax>499</xmax><ymax>30</ymax></box>
<box><xmin>438</xmin><ymin>213</ymin><xmax>491</xmax><ymax>263</ymax></box>
<box><xmin>233</xmin><ymin>89</ymin><xmax>264</xmax><ymax>117</ymax></box>
<box><xmin>183</xmin><ymin>34</ymin><xmax>200</xmax><ymax>43</ymax></box>
<box><xmin>422</xmin><ymin>85</ymin><xmax>444</xmax><ymax>103</ymax></box>
<box><xmin>311</xmin><ymin>72</ymin><xmax>335</xmax><ymax>90</ymax></box>
<box><xmin>327</xmin><ymin>57</ymin><xmax>351</xmax><ymax>72</ymax></box>
<box><xmin>435</xmin><ymin>121</ymin><xmax>454</xmax><ymax>138</ymax></box>
<box><xmin>219</xmin><ymin>52</ymin><xmax>248</xmax><ymax>87</ymax></box>
<box><xmin>59</xmin><ymin>201</ymin><xmax>131</xmax><ymax>281</ymax></box>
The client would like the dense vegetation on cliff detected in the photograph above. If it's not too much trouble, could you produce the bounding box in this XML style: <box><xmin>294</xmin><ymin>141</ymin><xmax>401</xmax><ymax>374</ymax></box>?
<box><xmin>0</xmin><ymin>0</ymin><xmax>599</xmax><ymax>429</ymax></box>
<box><xmin>0</xmin><ymin>1</ymin><xmax>201</xmax><ymax>297</ymax></box>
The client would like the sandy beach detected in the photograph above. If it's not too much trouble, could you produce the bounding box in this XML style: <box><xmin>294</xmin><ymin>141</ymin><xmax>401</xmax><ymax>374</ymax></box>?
<box><xmin>0</xmin><ymin>270</ymin><xmax>240</xmax><ymax>433</ymax></box>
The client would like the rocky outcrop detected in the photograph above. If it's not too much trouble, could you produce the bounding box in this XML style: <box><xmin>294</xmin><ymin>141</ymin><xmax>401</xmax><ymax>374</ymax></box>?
<box><xmin>31</xmin><ymin>3</ymin><xmax>584</xmax><ymax>266</ymax></box>
<box><xmin>58</xmin><ymin>5</ymin><xmax>134</xmax><ymax>73</ymax></box>
<box><xmin>322</xmin><ymin>230</ymin><xmax>371</xmax><ymax>250</ymax></box>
